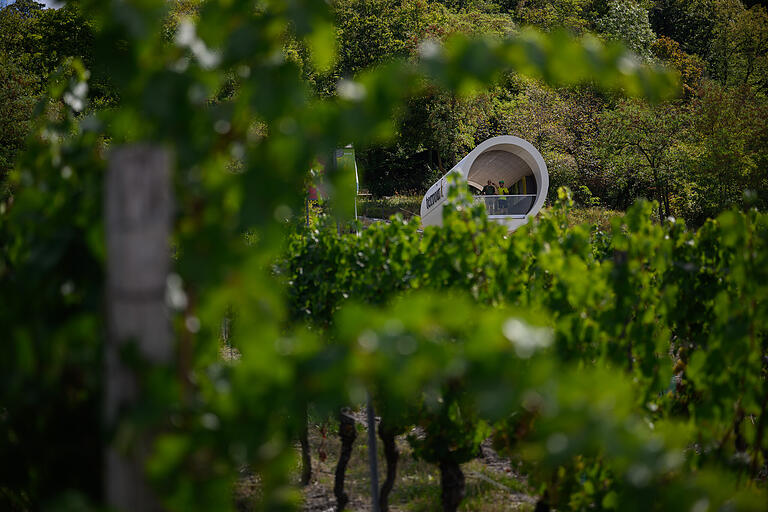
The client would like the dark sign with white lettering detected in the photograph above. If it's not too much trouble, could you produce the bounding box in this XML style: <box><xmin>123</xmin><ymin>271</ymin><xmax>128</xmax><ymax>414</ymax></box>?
<box><xmin>425</xmin><ymin>181</ymin><xmax>443</xmax><ymax>210</ymax></box>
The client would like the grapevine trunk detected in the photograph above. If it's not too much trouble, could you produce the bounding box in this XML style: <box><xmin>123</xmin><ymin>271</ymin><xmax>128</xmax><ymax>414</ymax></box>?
<box><xmin>438</xmin><ymin>459</ymin><xmax>465</xmax><ymax>512</ymax></box>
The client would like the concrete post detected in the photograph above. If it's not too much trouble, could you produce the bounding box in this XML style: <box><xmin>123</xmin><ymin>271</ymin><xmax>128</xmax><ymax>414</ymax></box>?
<box><xmin>104</xmin><ymin>145</ymin><xmax>173</xmax><ymax>512</ymax></box>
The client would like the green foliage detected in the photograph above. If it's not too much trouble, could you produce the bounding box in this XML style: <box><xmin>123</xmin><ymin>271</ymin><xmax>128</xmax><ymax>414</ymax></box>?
<box><xmin>0</xmin><ymin>0</ymin><xmax>112</xmax><ymax>193</ymax></box>
<box><xmin>0</xmin><ymin>55</ymin><xmax>36</xmax><ymax>189</ymax></box>
<box><xmin>597</xmin><ymin>98</ymin><xmax>689</xmax><ymax>220</ymax></box>
<box><xmin>286</xmin><ymin>186</ymin><xmax>768</xmax><ymax>509</ymax></box>
<box><xmin>650</xmin><ymin>0</ymin><xmax>717</xmax><ymax>58</ymax></box>
<box><xmin>595</xmin><ymin>0</ymin><xmax>657</xmax><ymax>58</ymax></box>
<box><xmin>563</xmin><ymin>204</ymin><xmax>623</xmax><ymax>231</ymax></box>
<box><xmin>356</xmin><ymin>194</ymin><xmax>423</xmax><ymax>219</ymax></box>
<box><xmin>708</xmin><ymin>1</ymin><xmax>768</xmax><ymax>91</ymax></box>
<box><xmin>15</xmin><ymin>1</ymin><xmax>768</xmax><ymax>511</ymax></box>
<box><xmin>574</xmin><ymin>184</ymin><xmax>601</xmax><ymax>206</ymax></box>
<box><xmin>0</xmin><ymin>1</ymin><xmax>96</xmax><ymax>94</ymax></box>
<box><xmin>512</xmin><ymin>0</ymin><xmax>604</xmax><ymax>33</ymax></box>
<box><xmin>320</xmin><ymin>0</ymin><xmax>684</xmax><ymax>199</ymax></box>
<box><xmin>651</xmin><ymin>0</ymin><xmax>768</xmax><ymax>93</ymax></box>
<box><xmin>305</xmin><ymin>0</ymin><xmax>517</xmax><ymax>96</ymax></box>
<box><xmin>651</xmin><ymin>35</ymin><xmax>705</xmax><ymax>97</ymax></box>
<box><xmin>0</xmin><ymin>57</ymin><xmax>105</xmax><ymax>509</ymax></box>
<box><xmin>686</xmin><ymin>82</ymin><xmax>768</xmax><ymax>223</ymax></box>
<box><xmin>346</xmin><ymin>0</ymin><xmax>767</xmax><ymax>225</ymax></box>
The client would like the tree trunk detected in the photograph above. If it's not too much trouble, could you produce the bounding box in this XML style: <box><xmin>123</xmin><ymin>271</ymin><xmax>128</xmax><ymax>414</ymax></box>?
<box><xmin>654</xmin><ymin>170</ymin><xmax>663</xmax><ymax>223</ymax></box>
<box><xmin>750</xmin><ymin>384</ymin><xmax>768</xmax><ymax>474</ymax></box>
<box><xmin>104</xmin><ymin>145</ymin><xmax>173</xmax><ymax>512</ymax></box>
<box><xmin>334</xmin><ymin>409</ymin><xmax>357</xmax><ymax>511</ymax></box>
<box><xmin>300</xmin><ymin>405</ymin><xmax>312</xmax><ymax>486</ymax></box>
<box><xmin>378</xmin><ymin>423</ymin><xmax>399</xmax><ymax>511</ymax></box>
<box><xmin>438</xmin><ymin>459</ymin><xmax>465</xmax><ymax>512</ymax></box>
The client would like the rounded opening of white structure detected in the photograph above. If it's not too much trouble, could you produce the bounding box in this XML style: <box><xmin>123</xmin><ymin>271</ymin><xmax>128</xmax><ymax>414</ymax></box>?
<box><xmin>467</xmin><ymin>149</ymin><xmax>537</xmax><ymax>194</ymax></box>
<box><xmin>420</xmin><ymin>136</ymin><xmax>549</xmax><ymax>231</ymax></box>
<box><xmin>467</xmin><ymin>145</ymin><xmax>541</xmax><ymax>217</ymax></box>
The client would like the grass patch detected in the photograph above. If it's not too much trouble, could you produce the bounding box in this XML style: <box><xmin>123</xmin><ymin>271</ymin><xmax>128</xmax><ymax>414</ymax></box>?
<box><xmin>562</xmin><ymin>206</ymin><xmax>624</xmax><ymax>231</ymax></box>
<box><xmin>357</xmin><ymin>195</ymin><xmax>422</xmax><ymax>220</ymax></box>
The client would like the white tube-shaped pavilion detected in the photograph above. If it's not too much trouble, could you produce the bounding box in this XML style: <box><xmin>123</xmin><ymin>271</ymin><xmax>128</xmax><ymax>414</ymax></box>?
<box><xmin>420</xmin><ymin>136</ymin><xmax>549</xmax><ymax>231</ymax></box>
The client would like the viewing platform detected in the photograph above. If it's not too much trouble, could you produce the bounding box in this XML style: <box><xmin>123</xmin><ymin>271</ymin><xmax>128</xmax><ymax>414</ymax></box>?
<box><xmin>473</xmin><ymin>194</ymin><xmax>536</xmax><ymax>217</ymax></box>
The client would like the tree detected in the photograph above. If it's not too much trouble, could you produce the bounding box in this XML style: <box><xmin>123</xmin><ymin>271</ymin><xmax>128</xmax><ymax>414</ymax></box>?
<box><xmin>0</xmin><ymin>1</ymin><xmax>94</xmax><ymax>91</ymax></box>
<box><xmin>0</xmin><ymin>56</ymin><xmax>36</xmax><ymax>192</ymax></box>
<box><xmin>0</xmin><ymin>0</ymin><xmax>44</xmax><ymax>17</ymax></box>
<box><xmin>511</xmin><ymin>0</ymin><xmax>603</xmax><ymax>33</ymax></box>
<box><xmin>504</xmin><ymin>83</ymin><xmax>570</xmax><ymax>154</ymax></box>
<box><xmin>732</xmin><ymin>5</ymin><xmax>768</xmax><ymax>90</ymax></box>
<box><xmin>598</xmin><ymin>99</ymin><xmax>689</xmax><ymax>219</ymax></box>
<box><xmin>651</xmin><ymin>36</ymin><xmax>705</xmax><ymax>97</ymax></box>
<box><xmin>0</xmin><ymin>0</ymin><xmax>108</xmax><ymax>191</ymax></box>
<box><xmin>595</xmin><ymin>0</ymin><xmax>657</xmax><ymax>58</ymax></box>
<box><xmin>360</xmin><ymin>89</ymin><xmax>483</xmax><ymax>195</ymax></box>
<box><xmin>558</xmin><ymin>86</ymin><xmax>607</xmax><ymax>201</ymax></box>
<box><xmin>688</xmin><ymin>82</ymin><xmax>768</xmax><ymax>221</ymax></box>
<box><xmin>705</xmin><ymin>1</ymin><xmax>768</xmax><ymax>90</ymax></box>
<box><xmin>649</xmin><ymin>0</ymin><xmax>717</xmax><ymax>59</ymax></box>
<box><xmin>330</xmin><ymin>0</ymin><xmax>517</xmax><ymax>194</ymax></box>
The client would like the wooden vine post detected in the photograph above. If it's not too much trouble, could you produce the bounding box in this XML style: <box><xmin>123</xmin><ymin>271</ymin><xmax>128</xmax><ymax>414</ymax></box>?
<box><xmin>366</xmin><ymin>394</ymin><xmax>381</xmax><ymax>512</ymax></box>
<box><xmin>104</xmin><ymin>145</ymin><xmax>173</xmax><ymax>512</ymax></box>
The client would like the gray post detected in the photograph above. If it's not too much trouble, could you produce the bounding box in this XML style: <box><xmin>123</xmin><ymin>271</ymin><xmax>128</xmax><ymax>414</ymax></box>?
<box><xmin>327</xmin><ymin>149</ymin><xmax>342</xmax><ymax>236</ymax></box>
<box><xmin>104</xmin><ymin>145</ymin><xmax>173</xmax><ymax>512</ymax></box>
<box><xmin>366</xmin><ymin>393</ymin><xmax>380</xmax><ymax>512</ymax></box>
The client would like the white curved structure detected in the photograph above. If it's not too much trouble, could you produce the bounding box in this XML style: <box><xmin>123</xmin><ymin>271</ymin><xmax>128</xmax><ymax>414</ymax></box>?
<box><xmin>420</xmin><ymin>136</ymin><xmax>549</xmax><ymax>231</ymax></box>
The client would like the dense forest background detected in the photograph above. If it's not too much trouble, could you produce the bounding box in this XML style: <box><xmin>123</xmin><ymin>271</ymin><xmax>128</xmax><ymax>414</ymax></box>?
<box><xmin>4</xmin><ymin>0</ymin><xmax>768</xmax><ymax>224</ymax></box>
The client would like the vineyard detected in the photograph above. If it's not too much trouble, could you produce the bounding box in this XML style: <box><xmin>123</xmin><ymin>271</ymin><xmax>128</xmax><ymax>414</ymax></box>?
<box><xmin>282</xmin><ymin>184</ymin><xmax>768</xmax><ymax>510</ymax></box>
<box><xmin>1</xmin><ymin>1</ymin><xmax>767</xmax><ymax>511</ymax></box>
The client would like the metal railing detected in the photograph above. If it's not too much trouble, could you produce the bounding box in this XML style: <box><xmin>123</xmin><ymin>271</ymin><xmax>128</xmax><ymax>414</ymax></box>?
<box><xmin>473</xmin><ymin>194</ymin><xmax>536</xmax><ymax>216</ymax></box>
